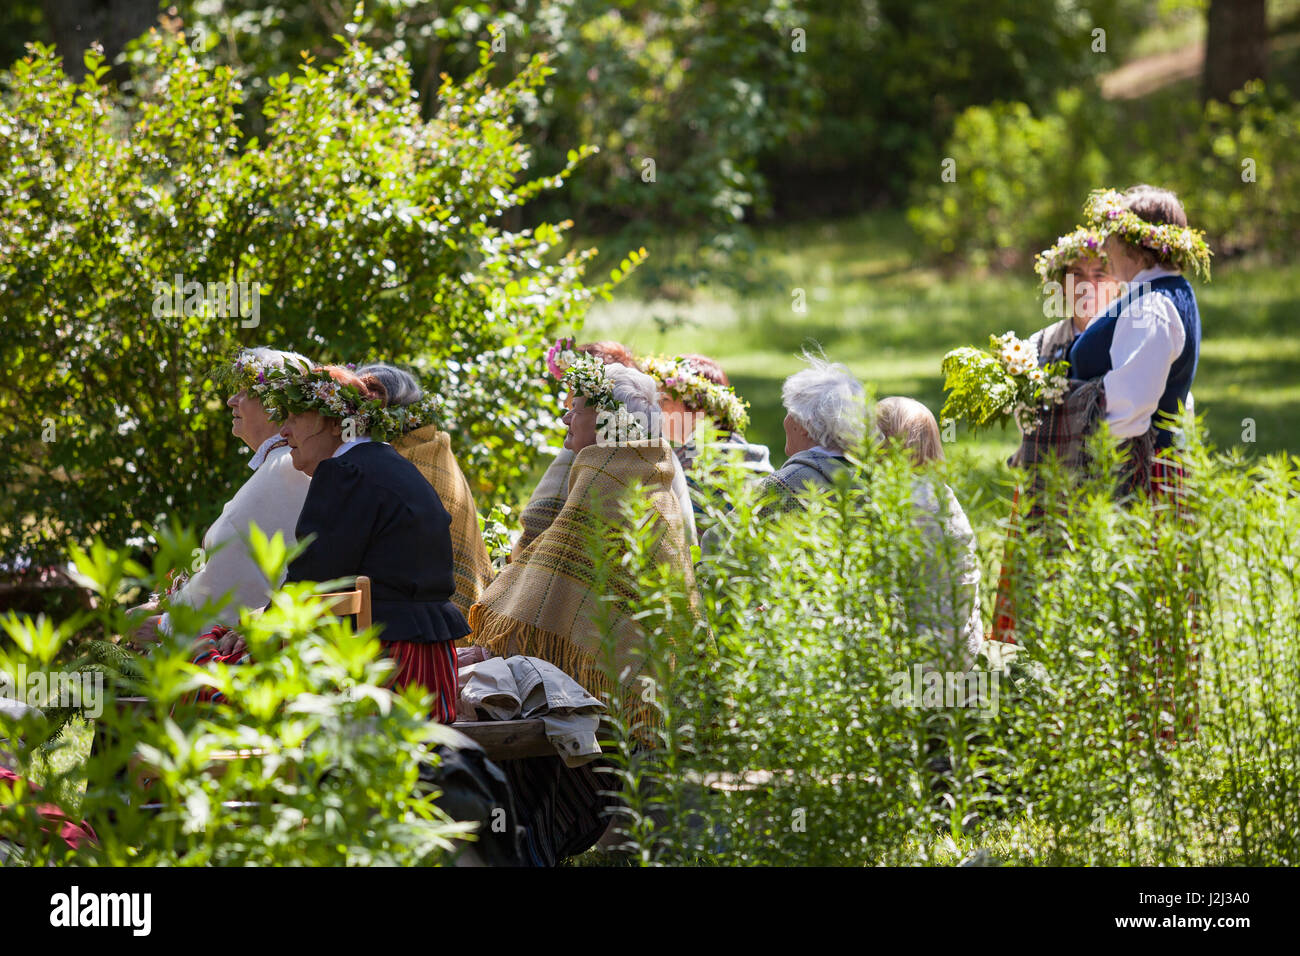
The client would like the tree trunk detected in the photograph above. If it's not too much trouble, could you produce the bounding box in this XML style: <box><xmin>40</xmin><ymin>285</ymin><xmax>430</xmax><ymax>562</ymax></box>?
<box><xmin>1203</xmin><ymin>0</ymin><xmax>1270</xmax><ymax>104</ymax></box>
<box><xmin>42</xmin><ymin>0</ymin><xmax>158</xmax><ymax>76</ymax></box>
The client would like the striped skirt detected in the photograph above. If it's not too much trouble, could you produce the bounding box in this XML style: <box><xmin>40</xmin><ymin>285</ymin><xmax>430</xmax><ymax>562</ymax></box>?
<box><xmin>500</xmin><ymin>755</ymin><xmax>623</xmax><ymax>867</ymax></box>
<box><xmin>191</xmin><ymin>630</ymin><xmax>458</xmax><ymax>723</ymax></box>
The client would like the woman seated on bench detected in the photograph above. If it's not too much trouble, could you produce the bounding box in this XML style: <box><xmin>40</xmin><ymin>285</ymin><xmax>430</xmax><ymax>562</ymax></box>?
<box><xmin>222</xmin><ymin>363</ymin><xmax>471</xmax><ymax>722</ymax></box>
<box><xmin>468</xmin><ymin>348</ymin><xmax>698</xmax><ymax>865</ymax></box>
<box><xmin>356</xmin><ymin>363</ymin><xmax>494</xmax><ymax>621</ymax></box>
<box><xmin>512</xmin><ymin>339</ymin><xmax>638</xmax><ymax>560</ymax></box>
<box><xmin>131</xmin><ymin>347</ymin><xmax>313</xmax><ymax>645</ymax></box>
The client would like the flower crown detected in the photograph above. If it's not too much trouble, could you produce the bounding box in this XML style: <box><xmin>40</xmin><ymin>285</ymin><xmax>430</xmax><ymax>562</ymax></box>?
<box><xmin>1033</xmin><ymin>227</ymin><xmax>1109</xmax><ymax>288</ymax></box>
<box><xmin>1083</xmin><ymin>188</ymin><xmax>1213</xmax><ymax>281</ymax></box>
<box><xmin>372</xmin><ymin>393</ymin><xmax>440</xmax><ymax>439</ymax></box>
<box><xmin>641</xmin><ymin>355</ymin><xmax>751</xmax><ymax>436</ymax></box>
<box><xmin>545</xmin><ymin>337</ymin><xmax>646</xmax><ymax>442</ymax></box>
<box><xmin>214</xmin><ymin>349</ymin><xmax>295</xmax><ymax>394</ymax></box>
<box><xmin>253</xmin><ymin>362</ymin><xmax>392</xmax><ymax>439</ymax></box>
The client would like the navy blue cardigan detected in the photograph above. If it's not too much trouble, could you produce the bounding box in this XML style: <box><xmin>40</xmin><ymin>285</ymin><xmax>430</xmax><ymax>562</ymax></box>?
<box><xmin>286</xmin><ymin>441</ymin><xmax>471</xmax><ymax>644</ymax></box>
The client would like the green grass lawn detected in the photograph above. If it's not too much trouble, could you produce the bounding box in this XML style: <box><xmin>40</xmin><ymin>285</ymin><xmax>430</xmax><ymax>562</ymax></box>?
<box><xmin>586</xmin><ymin>211</ymin><xmax>1300</xmax><ymax>469</ymax></box>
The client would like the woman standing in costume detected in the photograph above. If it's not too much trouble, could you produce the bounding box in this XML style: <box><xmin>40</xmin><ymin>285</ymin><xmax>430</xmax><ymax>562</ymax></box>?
<box><xmin>987</xmin><ymin>228</ymin><xmax>1118</xmax><ymax>644</ymax></box>
<box><xmin>1069</xmin><ymin>186</ymin><xmax>1207</xmax><ymax>470</ymax></box>
<box><xmin>1002</xmin><ymin>185</ymin><xmax>1210</xmax><ymax>739</ymax></box>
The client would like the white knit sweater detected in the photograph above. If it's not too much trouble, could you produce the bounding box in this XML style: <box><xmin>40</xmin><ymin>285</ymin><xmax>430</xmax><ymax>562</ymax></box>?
<box><xmin>161</xmin><ymin>439</ymin><xmax>311</xmax><ymax>632</ymax></box>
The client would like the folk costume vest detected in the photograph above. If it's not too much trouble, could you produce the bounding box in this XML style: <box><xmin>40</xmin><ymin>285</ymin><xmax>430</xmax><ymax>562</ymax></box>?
<box><xmin>1068</xmin><ymin>274</ymin><xmax>1201</xmax><ymax>449</ymax></box>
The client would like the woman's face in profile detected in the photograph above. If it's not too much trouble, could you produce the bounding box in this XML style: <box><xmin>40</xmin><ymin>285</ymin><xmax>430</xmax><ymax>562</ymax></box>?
<box><xmin>280</xmin><ymin>410</ymin><xmax>342</xmax><ymax>475</ymax></box>
<box><xmin>562</xmin><ymin>396</ymin><xmax>599</xmax><ymax>452</ymax></box>
<box><xmin>227</xmin><ymin>390</ymin><xmax>275</xmax><ymax>449</ymax></box>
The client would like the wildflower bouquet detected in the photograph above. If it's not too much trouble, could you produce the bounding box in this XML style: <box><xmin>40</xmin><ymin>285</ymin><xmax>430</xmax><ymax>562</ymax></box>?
<box><xmin>940</xmin><ymin>332</ymin><xmax>1069</xmax><ymax>433</ymax></box>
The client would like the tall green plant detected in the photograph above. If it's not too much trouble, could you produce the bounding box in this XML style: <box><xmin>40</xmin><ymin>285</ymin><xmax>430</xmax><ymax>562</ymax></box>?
<box><xmin>0</xmin><ymin>525</ymin><xmax>472</xmax><ymax>865</ymax></box>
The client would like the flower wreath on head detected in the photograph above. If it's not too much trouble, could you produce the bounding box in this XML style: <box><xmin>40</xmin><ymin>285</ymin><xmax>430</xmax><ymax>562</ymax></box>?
<box><xmin>1083</xmin><ymin>188</ymin><xmax>1213</xmax><ymax>281</ymax></box>
<box><xmin>641</xmin><ymin>355</ymin><xmax>751</xmax><ymax>436</ymax></box>
<box><xmin>213</xmin><ymin>348</ymin><xmax>293</xmax><ymax>395</ymax></box>
<box><xmin>371</xmin><ymin>392</ymin><xmax>441</xmax><ymax>440</ymax></box>
<box><xmin>252</xmin><ymin>362</ymin><xmax>400</xmax><ymax>440</ymax></box>
<box><xmin>545</xmin><ymin>336</ymin><xmax>646</xmax><ymax>442</ymax></box>
<box><xmin>1033</xmin><ymin>227</ymin><xmax>1109</xmax><ymax>289</ymax></box>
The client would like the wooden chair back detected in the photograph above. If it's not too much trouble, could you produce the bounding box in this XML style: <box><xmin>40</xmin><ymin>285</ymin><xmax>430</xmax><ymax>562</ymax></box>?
<box><xmin>318</xmin><ymin>575</ymin><xmax>372</xmax><ymax>632</ymax></box>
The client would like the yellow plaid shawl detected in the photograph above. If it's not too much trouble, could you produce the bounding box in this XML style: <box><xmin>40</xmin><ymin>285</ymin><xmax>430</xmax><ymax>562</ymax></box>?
<box><xmin>392</xmin><ymin>425</ymin><xmax>495</xmax><ymax>621</ymax></box>
<box><xmin>512</xmin><ymin>447</ymin><xmax>575</xmax><ymax>561</ymax></box>
<box><xmin>469</xmin><ymin>439</ymin><xmax>696</xmax><ymax>729</ymax></box>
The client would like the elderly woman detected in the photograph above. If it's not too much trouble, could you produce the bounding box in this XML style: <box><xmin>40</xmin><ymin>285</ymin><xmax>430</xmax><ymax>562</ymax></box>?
<box><xmin>874</xmin><ymin>396</ymin><xmax>983</xmax><ymax>663</ymax></box>
<box><xmin>132</xmin><ymin>348</ymin><xmax>313</xmax><ymax>644</ymax></box>
<box><xmin>988</xmin><ymin>229</ymin><xmax>1117</xmax><ymax>645</ymax></box>
<box><xmin>762</xmin><ymin>354</ymin><xmax>867</xmax><ymax>511</ymax></box>
<box><xmin>469</xmin><ymin>349</ymin><xmax>696</xmax><ymax>865</ymax></box>
<box><xmin>641</xmin><ymin>353</ymin><xmax>772</xmax><ymax>523</ymax></box>
<box><xmin>258</xmin><ymin>363</ymin><xmax>469</xmax><ymax>722</ymax></box>
<box><xmin>356</xmin><ymin>363</ymin><xmax>494</xmax><ymax>621</ymax></box>
<box><xmin>1014</xmin><ymin>186</ymin><xmax>1209</xmax><ymax>740</ymax></box>
<box><xmin>513</xmin><ymin>340</ymin><xmax>640</xmax><ymax>559</ymax></box>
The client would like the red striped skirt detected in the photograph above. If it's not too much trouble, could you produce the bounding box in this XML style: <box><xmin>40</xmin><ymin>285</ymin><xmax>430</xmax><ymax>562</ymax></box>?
<box><xmin>190</xmin><ymin>630</ymin><xmax>457</xmax><ymax>723</ymax></box>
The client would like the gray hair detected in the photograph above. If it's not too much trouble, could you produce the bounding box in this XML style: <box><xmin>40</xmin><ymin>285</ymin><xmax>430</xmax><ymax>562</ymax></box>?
<box><xmin>875</xmin><ymin>395</ymin><xmax>943</xmax><ymax>465</ymax></box>
<box><xmin>782</xmin><ymin>354</ymin><xmax>866</xmax><ymax>453</ymax></box>
<box><xmin>243</xmin><ymin>346</ymin><xmax>312</xmax><ymax>372</ymax></box>
<box><xmin>607</xmin><ymin>362</ymin><xmax>661</xmax><ymax>422</ymax></box>
<box><xmin>356</xmin><ymin>363</ymin><xmax>423</xmax><ymax>407</ymax></box>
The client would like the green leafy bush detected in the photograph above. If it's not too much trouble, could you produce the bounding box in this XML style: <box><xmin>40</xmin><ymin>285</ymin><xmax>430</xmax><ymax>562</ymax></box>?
<box><xmin>906</xmin><ymin>88</ymin><xmax>1112</xmax><ymax>270</ymax></box>
<box><xmin>0</xmin><ymin>526</ymin><xmax>470</xmax><ymax>865</ymax></box>
<box><xmin>908</xmin><ymin>80</ymin><xmax>1300</xmax><ymax>269</ymax></box>
<box><xmin>600</xmin><ymin>431</ymin><xmax>1299</xmax><ymax>866</ymax></box>
<box><xmin>0</xmin><ymin>29</ymin><xmax>636</xmax><ymax>564</ymax></box>
<box><xmin>1181</xmin><ymin>82</ymin><xmax>1300</xmax><ymax>257</ymax></box>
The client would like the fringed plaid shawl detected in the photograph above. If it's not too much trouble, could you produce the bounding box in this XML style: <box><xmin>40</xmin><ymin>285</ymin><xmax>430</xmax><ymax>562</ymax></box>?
<box><xmin>512</xmin><ymin>448</ymin><xmax>576</xmax><ymax>561</ymax></box>
<box><xmin>469</xmin><ymin>439</ymin><xmax>696</xmax><ymax>731</ymax></box>
<box><xmin>391</xmin><ymin>425</ymin><xmax>495</xmax><ymax>620</ymax></box>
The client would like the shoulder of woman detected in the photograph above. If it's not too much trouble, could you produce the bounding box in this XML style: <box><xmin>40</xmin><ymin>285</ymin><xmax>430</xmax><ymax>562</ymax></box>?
<box><xmin>308</xmin><ymin>451</ymin><xmax>366</xmax><ymax>490</ymax></box>
<box><xmin>259</xmin><ymin>444</ymin><xmax>311</xmax><ymax>482</ymax></box>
